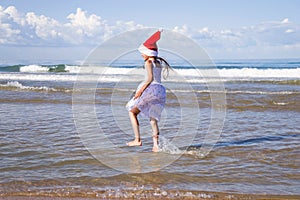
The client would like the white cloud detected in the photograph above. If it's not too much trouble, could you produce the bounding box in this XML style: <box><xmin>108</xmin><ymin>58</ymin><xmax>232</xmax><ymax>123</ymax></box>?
<box><xmin>0</xmin><ymin>6</ymin><xmax>22</xmax><ymax>44</ymax></box>
<box><xmin>0</xmin><ymin>22</ymin><xmax>20</xmax><ymax>44</ymax></box>
<box><xmin>190</xmin><ymin>18</ymin><xmax>300</xmax><ymax>50</ymax></box>
<box><xmin>3</xmin><ymin>5</ymin><xmax>26</xmax><ymax>26</ymax></box>
<box><xmin>67</xmin><ymin>8</ymin><xmax>101</xmax><ymax>28</ymax></box>
<box><xmin>285</xmin><ymin>29</ymin><xmax>294</xmax><ymax>33</ymax></box>
<box><xmin>0</xmin><ymin>6</ymin><xmax>144</xmax><ymax>46</ymax></box>
<box><xmin>254</xmin><ymin>19</ymin><xmax>300</xmax><ymax>46</ymax></box>
<box><xmin>171</xmin><ymin>18</ymin><xmax>300</xmax><ymax>58</ymax></box>
<box><xmin>281</xmin><ymin>18</ymin><xmax>290</xmax><ymax>24</ymax></box>
<box><xmin>172</xmin><ymin>25</ymin><xmax>190</xmax><ymax>36</ymax></box>
<box><xmin>66</xmin><ymin>8</ymin><xmax>103</xmax><ymax>38</ymax></box>
<box><xmin>23</xmin><ymin>7</ymin><xmax>112</xmax><ymax>45</ymax></box>
<box><xmin>0</xmin><ymin>5</ymin><xmax>299</xmax><ymax>59</ymax></box>
<box><xmin>25</xmin><ymin>12</ymin><xmax>61</xmax><ymax>40</ymax></box>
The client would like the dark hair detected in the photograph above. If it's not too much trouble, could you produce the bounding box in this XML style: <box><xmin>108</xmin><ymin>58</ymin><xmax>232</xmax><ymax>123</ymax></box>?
<box><xmin>157</xmin><ymin>57</ymin><xmax>172</xmax><ymax>79</ymax></box>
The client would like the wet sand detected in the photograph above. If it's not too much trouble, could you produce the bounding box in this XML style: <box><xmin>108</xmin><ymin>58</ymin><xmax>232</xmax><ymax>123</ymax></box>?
<box><xmin>1</xmin><ymin>191</ymin><xmax>300</xmax><ymax>200</ymax></box>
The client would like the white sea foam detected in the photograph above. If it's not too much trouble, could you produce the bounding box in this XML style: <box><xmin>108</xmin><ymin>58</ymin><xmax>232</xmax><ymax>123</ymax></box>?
<box><xmin>272</xmin><ymin>101</ymin><xmax>289</xmax><ymax>105</ymax></box>
<box><xmin>0</xmin><ymin>73</ymin><xmax>77</xmax><ymax>81</ymax></box>
<box><xmin>65</xmin><ymin>65</ymin><xmax>81</xmax><ymax>73</ymax></box>
<box><xmin>0</xmin><ymin>66</ymin><xmax>299</xmax><ymax>83</ymax></box>
<box><xmin>0</xmin><ymin>81</ymin><xmax>59</xmax><ymax>92</ymax></box>
<box><xmin>218</xmin><ymin>68</ymin><xmax>300</xmax><ymax>78</ymax></box>
<box><xmin>175</xmin><ymin>68</ymin><xmax>300</xmax><ymax>78</ymax></box>
<box><xmin>20</xmin><ymin>65</ymin><xmax>49</xmax><ymax>72</ymax></box>
<box><xmin>41</xmin><ymin>65</ymin><xmax>300</xmax><ymax>79</ymax></box>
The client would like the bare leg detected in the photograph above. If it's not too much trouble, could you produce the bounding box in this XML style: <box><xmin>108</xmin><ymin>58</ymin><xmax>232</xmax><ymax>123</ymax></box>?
<box><xmin>150</xmin><ymin>117</ymin><xmax>159</xmax><ymax>152</ymax></box>
<box><xmin>127</xmin><ymin>108</ymin><xmax>142</xmax><ymax>146</ymax></box>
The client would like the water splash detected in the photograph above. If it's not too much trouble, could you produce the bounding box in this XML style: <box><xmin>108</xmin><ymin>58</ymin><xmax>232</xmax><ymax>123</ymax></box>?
<box><xmin>158</xmin><ymin>136</ymin><xmax>213</xmax><ymax>158</ymax></box>
<box><xmin>158</xmin><ymin>136</ymin><xmax>182</xmax><ymax>154</ymax></box>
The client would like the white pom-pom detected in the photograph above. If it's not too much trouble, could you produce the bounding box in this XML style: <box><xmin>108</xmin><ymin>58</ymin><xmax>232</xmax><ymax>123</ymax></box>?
<box><xmin>158</xmin><ymin>28</ymin><xmax>163</xmax><ymax>32</ymax></box>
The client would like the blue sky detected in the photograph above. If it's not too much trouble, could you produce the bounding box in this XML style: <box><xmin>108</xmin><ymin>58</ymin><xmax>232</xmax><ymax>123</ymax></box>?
<box><xmin>1</xmin><ymin>0</ymin><xmax>300</xmax><ymax>63</ymax></box>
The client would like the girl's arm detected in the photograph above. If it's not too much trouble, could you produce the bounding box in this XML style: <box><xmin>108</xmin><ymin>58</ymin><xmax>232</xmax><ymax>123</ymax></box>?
<box><xmin>134</xmin><ymin>60</ymin><xmax>153</xmax><ymax>99</ymax></box>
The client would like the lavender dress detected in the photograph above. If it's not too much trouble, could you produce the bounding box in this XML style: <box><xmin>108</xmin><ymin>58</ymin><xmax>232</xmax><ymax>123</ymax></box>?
<box><xmin>126</xmin><ymin>61</ymin><xmax>166</xmax><ymax>121</ymax></box>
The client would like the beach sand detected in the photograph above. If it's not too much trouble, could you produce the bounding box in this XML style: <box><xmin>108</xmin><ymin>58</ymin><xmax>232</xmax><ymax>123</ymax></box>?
<box><xmin>1</xmin><ymin>191</ymin><xmax>300</xmax><ymax>200</ymax></box>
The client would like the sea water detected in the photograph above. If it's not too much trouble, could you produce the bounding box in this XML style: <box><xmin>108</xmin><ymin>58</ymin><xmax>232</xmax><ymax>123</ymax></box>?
<box><xmin>0</xmin><ymin>59</ymin><xmax>299</xmax><ymax>198</ymax></box>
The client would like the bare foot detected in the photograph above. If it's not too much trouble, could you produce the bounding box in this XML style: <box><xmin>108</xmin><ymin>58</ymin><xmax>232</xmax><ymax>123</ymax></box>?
<box><xmin>152</xmin><ymin>145</ymin><xmax>159</xmax><ymax>152</ymax></box>
<box><xmin>127</xmin><ymin>139</ymin><xmax>142</xmax><ymax>146</ymax></box>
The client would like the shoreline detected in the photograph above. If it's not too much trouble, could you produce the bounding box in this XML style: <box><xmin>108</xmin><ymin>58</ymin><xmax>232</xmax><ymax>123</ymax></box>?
<box><xmin>1</xmin><ymin>190</ymin><xmax>300</xmax><ymax>200</ymax></box>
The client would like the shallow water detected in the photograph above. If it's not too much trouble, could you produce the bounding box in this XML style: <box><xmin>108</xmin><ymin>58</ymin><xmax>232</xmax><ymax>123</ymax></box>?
<box><xmin>1</xmin><ymin>61</ymin><xmax>300</xmax><ymax>198</ymax></box>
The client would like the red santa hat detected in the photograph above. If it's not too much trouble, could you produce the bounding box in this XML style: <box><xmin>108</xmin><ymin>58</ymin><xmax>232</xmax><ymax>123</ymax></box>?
<box><xmin>138</xmin><ymin>29</ymin><xmax>163</xmax><ymax>56</ymax></box>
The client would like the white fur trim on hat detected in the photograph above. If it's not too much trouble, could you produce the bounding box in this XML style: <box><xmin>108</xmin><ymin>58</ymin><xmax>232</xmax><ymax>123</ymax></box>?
<box><xmin>138</xmin><ymin>44</ymin><xmax>158</xmax><ymax>56</ymax></box>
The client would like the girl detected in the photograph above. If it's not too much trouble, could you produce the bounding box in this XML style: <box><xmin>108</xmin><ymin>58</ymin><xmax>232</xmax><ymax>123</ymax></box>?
<box><xmin>126</xmin><ymin>30</ymin><xmax>171</xmax><ymax>152</ymax></box>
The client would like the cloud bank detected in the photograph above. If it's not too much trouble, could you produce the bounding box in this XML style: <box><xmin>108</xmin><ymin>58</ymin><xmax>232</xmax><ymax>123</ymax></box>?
<box><xmin>1</xmin><ymin>5</ymin><xmax>299</xmax><ymax>59</ymax></box>
<box><xmin>0</xmin><ymin>6</ymin><xmax>143</xmax><ymax>46</ymax></box>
